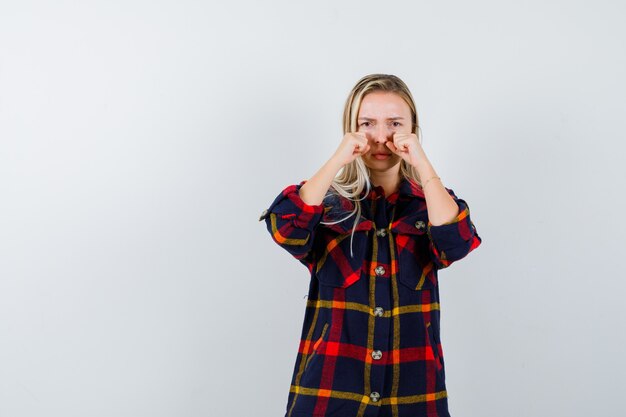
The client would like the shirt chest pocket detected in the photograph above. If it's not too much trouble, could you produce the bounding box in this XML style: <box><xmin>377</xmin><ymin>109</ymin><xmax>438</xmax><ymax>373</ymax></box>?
<box><xmin>390</xmin><ymin>212</ymin><xmax>438</xmax><ymax>291</ymax></box>
<box><xmin>314</xmin><ymin>218</ymin><xmax>372</xmax><ymax>288</ymax></box>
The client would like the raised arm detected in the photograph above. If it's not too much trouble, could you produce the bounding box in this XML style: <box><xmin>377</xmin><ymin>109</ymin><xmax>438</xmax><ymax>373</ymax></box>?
<box><xmin>259</xmin><ymin>132</ymin><xmax>370</xmax><ymax>271</ymax></box>
<box><xmin>388</xmin><ymin>132</ymin><xmax>482</xmax><ymax>269</ymax></box>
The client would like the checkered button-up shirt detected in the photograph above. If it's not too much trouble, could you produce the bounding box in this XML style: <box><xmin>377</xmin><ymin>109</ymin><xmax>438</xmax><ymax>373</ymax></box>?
<box><xmin>260</xmin><ymin>176</ymin><xmax>482</xmax><ymax>417</ymax></box>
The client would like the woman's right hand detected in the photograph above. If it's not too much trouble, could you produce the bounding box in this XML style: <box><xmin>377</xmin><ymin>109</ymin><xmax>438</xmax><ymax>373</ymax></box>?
<box><xmin>297</xmin><ymin>133</ymin><xmax>371</xmax><ymax>207</ymax></box>
<box><xmin>330</xmin><ymin>132</ymin><xmax>371</xmax><ymax>167</ymax></box>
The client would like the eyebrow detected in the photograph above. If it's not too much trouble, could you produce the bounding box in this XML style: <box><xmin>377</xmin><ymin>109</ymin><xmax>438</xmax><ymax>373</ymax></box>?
<box><xmin>358</xmin><ymin>117</ymin><xmax>405</xmax><ymax>121</ymax></box>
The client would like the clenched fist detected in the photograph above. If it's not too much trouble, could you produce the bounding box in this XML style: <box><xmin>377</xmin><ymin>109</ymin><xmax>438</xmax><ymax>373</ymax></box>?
<box><xmin>331</xmin><ymin>132</ymin><xmax>371</xmax><ymax>167</ymax></box>
<box><xmin>386</xmin><ymin>132</ymin><xmax>425</xmax><ymax>169</ymax></box>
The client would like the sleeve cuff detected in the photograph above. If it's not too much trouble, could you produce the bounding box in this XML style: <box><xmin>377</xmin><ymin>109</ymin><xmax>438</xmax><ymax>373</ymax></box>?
<box><xmin>259</xmin><ymin>180</ymin><xmax>324</xmax><ymax>230</ymax></box>
<box><xmin>426</xmin><ymin>189</ymin><xmax>477</xmax><ymax>252</ymax></box>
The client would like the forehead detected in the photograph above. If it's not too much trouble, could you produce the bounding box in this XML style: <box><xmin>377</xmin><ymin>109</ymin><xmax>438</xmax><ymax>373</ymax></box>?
<box><xmin>358</xmin><ymin>91</ymin><xmax>410</xmax><ymax>118</ymax></box>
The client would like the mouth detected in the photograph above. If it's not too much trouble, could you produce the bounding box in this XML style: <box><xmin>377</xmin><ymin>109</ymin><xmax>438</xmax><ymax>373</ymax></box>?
<box><xmin>372</xmin><ymin>153</ymin><xmax>391</xmax><ymax>160</ymax></box>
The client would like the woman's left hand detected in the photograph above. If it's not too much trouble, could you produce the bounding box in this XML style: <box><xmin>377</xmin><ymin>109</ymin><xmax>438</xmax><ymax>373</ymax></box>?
<box><xmin>386</xmin><ymin>132</ymin><xmax>425</xmax><ymax>168</ymax></box>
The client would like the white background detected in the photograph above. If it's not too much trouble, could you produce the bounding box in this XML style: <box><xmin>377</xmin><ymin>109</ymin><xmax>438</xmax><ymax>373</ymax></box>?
<box><xmin>1</xmin><ymin>1</ymin><xmax>625</xmax><ymax>416</ymax></box>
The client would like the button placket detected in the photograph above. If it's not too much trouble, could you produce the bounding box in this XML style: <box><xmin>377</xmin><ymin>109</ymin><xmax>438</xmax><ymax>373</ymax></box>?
<box><xmin>368</xmin><ymin>201</ymin><xmax>392</xmax><ymax>408</ymax></box>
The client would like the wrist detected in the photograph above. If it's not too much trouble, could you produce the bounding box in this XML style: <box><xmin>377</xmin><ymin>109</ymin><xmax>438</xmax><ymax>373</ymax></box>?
<box><xmin>409</xmin><ymin>148</ymin><xmax>428</xmax><ymax>169</ymax></box>
<box><xmin>421</xmin><ymin>175</ymin><xmax>441</xmax><ymax>190</ymax></box>
<box><xmin>327</xmin><ymin>154</ymin><xmax>345</xmax><ymax>172</ymax></box>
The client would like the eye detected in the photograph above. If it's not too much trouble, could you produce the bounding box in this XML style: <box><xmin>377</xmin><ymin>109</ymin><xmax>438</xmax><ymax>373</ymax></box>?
<box><xmin>392</xmin><ymin>121</ymin><xmax>402</xmax><ymax>127</ymax></box>
<box><xmin>359</xmin><ymin>122</ymin><xmax>371</xmax><ymax>127</ymax></box>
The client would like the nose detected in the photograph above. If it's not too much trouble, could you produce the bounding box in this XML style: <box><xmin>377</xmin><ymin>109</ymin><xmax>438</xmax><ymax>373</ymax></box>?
<box><xmin>370</xmin><ymin>125</ymin><xmax>394</xmax><ymax>144</ymax></box>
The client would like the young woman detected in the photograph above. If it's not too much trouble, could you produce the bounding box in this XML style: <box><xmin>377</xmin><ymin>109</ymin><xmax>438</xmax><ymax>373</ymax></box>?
<box><xmin>260</xmin><ymin>74</ymin><xmax>482</xmax><ymax>417</ymax></box>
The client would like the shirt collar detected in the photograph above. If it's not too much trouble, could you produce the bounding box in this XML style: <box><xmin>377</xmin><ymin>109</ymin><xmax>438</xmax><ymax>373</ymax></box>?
<box><xmin>361</xmin><ymin>176</ymin><xmax>425</xmax><ymax>201</ymax></box>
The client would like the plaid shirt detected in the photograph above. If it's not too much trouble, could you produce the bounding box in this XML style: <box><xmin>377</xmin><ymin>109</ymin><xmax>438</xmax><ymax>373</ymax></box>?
<box><xmin>260</xmin><ymin>176</ymin><xmax>482</xmax><ymax>417</ymax></box>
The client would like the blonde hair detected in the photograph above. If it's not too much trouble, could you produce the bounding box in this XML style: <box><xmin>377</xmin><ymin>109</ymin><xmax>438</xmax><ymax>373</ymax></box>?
<box><xmin>321</xmin><ymin>73</ymin><xmax>424</xmax><ymax>257</ymax></box>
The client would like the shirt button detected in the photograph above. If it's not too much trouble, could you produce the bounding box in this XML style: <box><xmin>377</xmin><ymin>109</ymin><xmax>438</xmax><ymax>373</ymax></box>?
<box><xmin>370</xmin><ymin>391</ymin><xmax>380</xmax><ymax>402</ymax></box>
<box><xmin>374</xmin><ymin>307</ymin><xmax>384</xmax><ymax>317</ymax></box>
<box><xmin>375</xmin><ymin>265</ymin><xmax>385</xmax><ymax>276</ymax></box>
<box><xmin>376</xmin><ymin>228</ymin><xmax>387</xmax><ymax>237</ymax></box>
<box><xmin>371</xmin><ymin>350</ymin><xmax>382</xmax><ymax>360</ymax></box>
<box><xmin>415</xmin><ymin>220</ymin><xmax>426</xmax><ymax>230</ymax></box>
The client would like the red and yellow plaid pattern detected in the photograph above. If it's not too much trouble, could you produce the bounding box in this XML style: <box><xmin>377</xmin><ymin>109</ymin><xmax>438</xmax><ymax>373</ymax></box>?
<box><xmin>260</xmin><ymin>176</ymin><xmax>482</xmax><ymax>417</ymax></box>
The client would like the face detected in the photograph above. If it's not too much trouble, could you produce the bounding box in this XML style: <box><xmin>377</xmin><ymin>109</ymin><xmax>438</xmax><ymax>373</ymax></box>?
<box><xmin>356</xmin><ymin>91</ymin><xmax>413</xmax><ymax>172</ymax></box>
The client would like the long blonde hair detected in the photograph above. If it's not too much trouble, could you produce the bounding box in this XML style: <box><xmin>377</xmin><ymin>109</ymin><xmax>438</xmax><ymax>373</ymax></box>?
<box><xmin>321</xmin><ymin>74</ymin><xmax>424</xmax><ymax>257</ymax></box>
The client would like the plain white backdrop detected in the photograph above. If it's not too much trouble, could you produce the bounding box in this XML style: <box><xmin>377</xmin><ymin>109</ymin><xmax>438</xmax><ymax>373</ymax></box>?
<box><xmin>1</xmin><ymin>1</ymin><xmax>625</xmax><ymax>416</ymax></box>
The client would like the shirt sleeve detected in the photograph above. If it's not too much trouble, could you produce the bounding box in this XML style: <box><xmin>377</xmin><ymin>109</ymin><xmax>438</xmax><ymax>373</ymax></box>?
<box><xmin>259</xmin><ymin>179</ymin><xmax>325</xmax><ymax>272</ymax></box>
<box><xmin>426</xmin><ymin>187</ymin><xmax>482</xmax><ymax>270</ymax></box>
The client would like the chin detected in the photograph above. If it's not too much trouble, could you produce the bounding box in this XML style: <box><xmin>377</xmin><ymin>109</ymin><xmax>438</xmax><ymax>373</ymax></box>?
<box><xmin>364</xmin><ymin>159</ymin><xmax>401</xmax><ymax>170</ymax></box>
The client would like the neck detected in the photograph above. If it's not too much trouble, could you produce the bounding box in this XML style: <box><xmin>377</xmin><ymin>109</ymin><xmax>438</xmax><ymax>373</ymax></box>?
<box><xmin>370</xmin><ymin>169</ymin><xmax>402</xmax><ymax>197</ymax></box>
